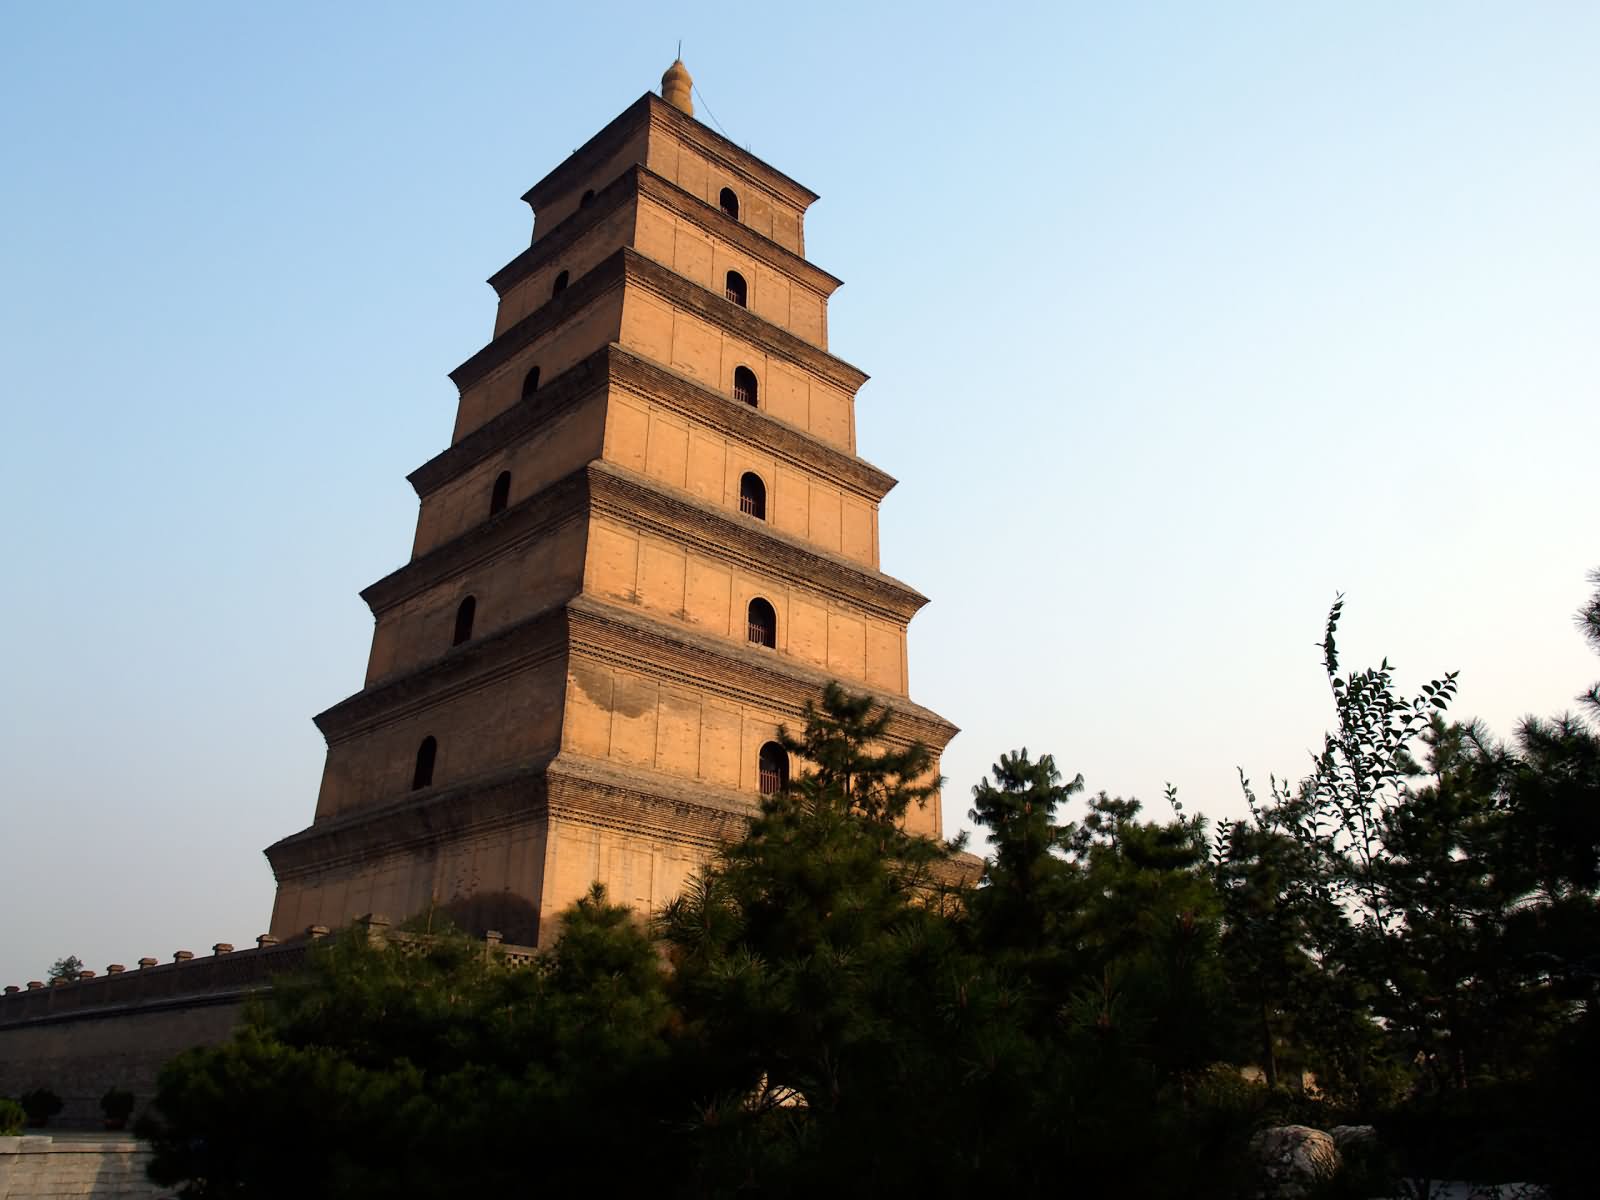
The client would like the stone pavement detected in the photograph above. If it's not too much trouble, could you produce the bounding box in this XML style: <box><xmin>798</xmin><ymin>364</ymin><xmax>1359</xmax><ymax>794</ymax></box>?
<box><xmin>0</xmin><ymin>1134</ymin><xmax>171</xmax><ymax>1199</ymax></box>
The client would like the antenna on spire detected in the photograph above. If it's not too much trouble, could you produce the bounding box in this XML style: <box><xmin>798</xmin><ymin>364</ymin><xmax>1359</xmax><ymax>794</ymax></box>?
<box><xmin>677</xmin><ymin>39</ymin><xmax>682</xmax><ymax>60</ymax></box>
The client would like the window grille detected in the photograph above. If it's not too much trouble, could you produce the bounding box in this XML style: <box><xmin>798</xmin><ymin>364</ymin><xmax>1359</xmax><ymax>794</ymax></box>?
<box><xmin>758</xmin><ymin>742</ymin><xmax>787</xmax><ymax>794</ymax></box>
<box><xmin>739</xmin><ymin>472</ymin><xmax>766</xmax><ymax>519</ymax></box>
<box><xmin>747</xmin><ymin>598</ymin><xmax>776</xmax><ymax>648</ymax></box>
<box><xmin>733</xmin><ymin>366</ymin><xmax>758</xmax><ymax>406</ymax></box>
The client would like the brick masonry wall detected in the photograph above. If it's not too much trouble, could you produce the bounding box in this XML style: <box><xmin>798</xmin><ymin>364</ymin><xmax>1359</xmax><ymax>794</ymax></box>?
<box><xmin>0</xmin><ymin>1001</ymin><xmax>244</xmax><ymax>1129</ymax></box>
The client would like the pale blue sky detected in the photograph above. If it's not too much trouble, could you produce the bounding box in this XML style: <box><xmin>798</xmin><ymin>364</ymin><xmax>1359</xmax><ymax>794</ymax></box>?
<box><xmin>2</xmin><ymin>3</ymin><xmax>1595</xmax><ymax>985</ymax></box>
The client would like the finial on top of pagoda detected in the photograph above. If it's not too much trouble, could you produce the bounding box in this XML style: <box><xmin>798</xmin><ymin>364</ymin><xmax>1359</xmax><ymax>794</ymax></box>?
<box><xmin>661</xmin><ymin>56</ymin><xmax>693</xmax><ymax>116</ymax></box>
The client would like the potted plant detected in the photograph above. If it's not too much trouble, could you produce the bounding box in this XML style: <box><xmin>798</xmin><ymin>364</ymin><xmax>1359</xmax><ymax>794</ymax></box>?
<box><xmin>0</xmin><ymin>1097</ymin><xmax>25</xmax><ymax>1136</ymax></box>
<box><xmin>100</xmin><ymin>1087</ymin><xmax>135</xmax><ymax>1131</ymax></box>
<box><xmin>19</xmin><ymin>1088</ymin><xmax>62</xmax><ymax>1128</ymax></box>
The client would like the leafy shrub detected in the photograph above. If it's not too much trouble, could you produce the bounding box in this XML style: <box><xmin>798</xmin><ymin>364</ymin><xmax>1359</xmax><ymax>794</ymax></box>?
<box><xmin>101</xmin><ymin>1087</ymin><xmax>135</xmax><ymax>1122</ymax></box>
<box><xmin>19</xmin><ymin>1088</ymin><xmax>62</xmax><ymax>1126</ymax></box>
<box><xmin>0</xmin><ymin>1097</ymin><xmax>25</xmax><ymax>1135</ymax></box>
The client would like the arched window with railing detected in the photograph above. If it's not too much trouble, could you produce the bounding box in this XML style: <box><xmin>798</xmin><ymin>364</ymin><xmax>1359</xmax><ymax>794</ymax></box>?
<box><xmin>758</xmin><ymin>741</ymin><xmax>788</xmax><ymax>795</ymax></box>
<box><xmin>452</xmin><ymin>596</ymin><xmax>476</xmax><ymax>647</ymax></box>
<box><xmin>490</xmin><ymin>470</ymin><xmax>511</xmax><ymax>516</ymax></box>
<box><xmin>412</xmin><ymin>737</ymin><xmax>437</xmax><ymax>790</ymax></box>
<box><xmin>719</xmin><ymin>187</ymin><xmax>739</xmax><ymax>220</ymax></box>
<box><xmin>724</xmin><ymin>270</ymin><xmax>747</xmax><ymax>307</ymax></box>
<box><xmin>747</xmin><ymin>597</ymin><xmax>776</xmax><ymax>649</ymax></box>
<box><xmin>739</xmin><ymin>472</ymin><xmax>766</xmax><ymax>520</ymax></box>
<box><xmin>521</xmin><ymin>365</ymin><xmax>540</xmax><ymax>401</ymax></box>
<box><xmin>552</xmin><ymin>270</ymin><xmax>569</xmax><ymax>296</ymax></box>
<box><xmin>733</xmin><ymin>366</ymin><xmax>758</xmax><ymax>407</ymax></box>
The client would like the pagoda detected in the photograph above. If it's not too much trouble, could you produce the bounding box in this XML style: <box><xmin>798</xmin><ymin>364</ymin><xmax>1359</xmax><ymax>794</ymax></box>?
<box><xmin>265</xmin><ymin>62</ymin><xmax>957</xmax><ymax>946</ymax></box>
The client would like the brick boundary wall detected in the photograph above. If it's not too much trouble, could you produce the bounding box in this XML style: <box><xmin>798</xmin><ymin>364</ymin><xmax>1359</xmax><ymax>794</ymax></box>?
<box><xmin>0</xmin><ymin>918</ymin><xmax>536</xmax><ymax>1129</ymax></box>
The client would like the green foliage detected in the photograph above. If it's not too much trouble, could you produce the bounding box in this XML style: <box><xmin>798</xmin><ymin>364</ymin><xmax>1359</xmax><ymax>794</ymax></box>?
<box><xmin>19</xmin><ymin>1088</ymin><xmax>62</xmax><ymax>1125</ymax></box>
<box><xmin>143</xmin><ymin>890</ymin><xmax>678</xmax><ymax>1198</ymax></box>
<box><xmin>46</xmin><ymin>955</ymin><xmax>83</xmax><ymax>982</ymax></box>
<box><xmin>0</xmin><ymin>1097</ymin><xmax>24</xmax><ymax>1135</ymax></box>
<box><xmin>1225</xmin><ymin>584</ymin><xmax>1600</xmax><ymax>1193</ymax></box>
<box><xmin>100</xmin><ymin>1087</ymin><xmax>135</xmax><ymax>1121</ymax></box>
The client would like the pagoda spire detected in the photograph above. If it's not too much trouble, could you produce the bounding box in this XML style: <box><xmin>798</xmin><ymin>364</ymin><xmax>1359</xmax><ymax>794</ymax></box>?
<box><xmin>661</xmin><ymin>56</ymin><xmax>693</xmax><ymax>115</ymax></box>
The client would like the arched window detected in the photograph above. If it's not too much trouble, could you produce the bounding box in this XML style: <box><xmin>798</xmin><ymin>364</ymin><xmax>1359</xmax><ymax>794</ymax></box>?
<box><xmin>719</xmin><ymin>187</ymin><xmax>740</xmax><ymax>220</ymax></box>
<box><xmin>747</xmin><ymin>597</ymin><xmax>776</xmax><ymax>649</ymax></box>
<box><xmin>453</xmin><ymin>595</ymin><xmax>476</xmax><ymax>647</ymax></box>
<box><xmin>580</xmin><ymin>188</ymin><xmax>595</xmax><ymax>208</ymax></box>
<box><xmin>724</xmin><ymin>270</ymin><xmax>747</xmax><ymax>307</ymax></box>
<box><xmin>412</xmin><ymin>737</ymin><xmax>437</xmax><ymax>790</ymax></box>
<box><xmin>521</xmin><ymin>365</ymin><xmax>540</xmax><ymax>401</ymax></box>
<box><xmin>489</xmin><ymin>470</ymin><xmax>511</xmax><ymax>516</ymax></box>
<box><xmin>758</xmin><ymin>741</ymin><xmax>788</xmax><ymax>795</ymax></box>
<box><xmin>733</xmin><ymin>366</ymin><xmax>758</xmax><ymax>407</ymax></box>
<box><xmin>739</xmin><ymin>472</ymin><xmax>766</xmax><ymax>519</ymax></box>
<box><xmin>552</xmin><ymin>270</ymin><xmax>569</xmax><ymax>296</ymax></box>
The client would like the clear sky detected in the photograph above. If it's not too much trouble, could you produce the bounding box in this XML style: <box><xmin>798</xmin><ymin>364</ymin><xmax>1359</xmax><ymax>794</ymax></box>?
<box><xmin>2</xmin><ymin>3</ymin><xmax>1595</xmax><ymax>986</ymax></box>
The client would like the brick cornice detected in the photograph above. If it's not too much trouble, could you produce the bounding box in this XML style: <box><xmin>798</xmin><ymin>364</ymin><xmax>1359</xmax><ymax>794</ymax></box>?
<box><xmin>265</xmin><ymin>754</ymin><xmax>756</xmax><ymax>882</ymax></box>
<box><xmin>566</xmin><ymin>594</ymin><xmax>959</xmax><ymax>749</ymax></box>
<box><xmin>370</xmin><ymin>458</ymin><xmax>921</xmax><ymax>627</ymax></box>
<box><xmin>587</xmin><ymin>461</ymin><xmax>927</xmax><ymax>623</ymax></box>
<box><xmin>312</xmin><ymin>593</ymin><xmax>956</xmax><ymax>754</ymax></box>
<box><xmin>489</xmin><ymin>164</ymin><xmax>841</xmax><ymax>303</ymax></box>
<box><xmin>448</xmin><ymin>251</ymin><xmax>625</xmax><ymax>395</ymax></box>
<box><xmin>412</xmin><ymin>344</ymin><xmax>895</xmax><ymax>504</ymax></box>
<box><xmin>522</xmin><ymin>94</ymin><xmax>818</xmax><ymax>216</ymax></box>
<box><xmin>450</xmin><ymin>248</ymin><xmax>867</xmax><ymax>398</ymax></box>
<box><xmin>486</xmin><ymin>167</ymin><xmax>638</xmax><ymax>296</ymax></box>
<box><xmin>623</xmin><ymin>248</ymin><xmax>867</xmax><ymax>392</ymax></box>
<box><xmin>604</xmin><ymin>347</ymin><xmax>893</xmax><ymax>498</ymax></box>
<box><xmin>364</xmin><ymin>470</ymin><xmax>588</xmax><ymax>616</ymax></box>
<box><xmin>266</xmin><ymin>762</ymin><xmax>555</xmax><ymax>878</ymax></box>
<box><xmin>313</xmin><ymin>607</ymin><xmax>568</xmax><ymax>744</ymax></box>
<box><xmin>632</xmin><ymin>167</ymin><xmax>840</xmax><ymax>293</ymax></box>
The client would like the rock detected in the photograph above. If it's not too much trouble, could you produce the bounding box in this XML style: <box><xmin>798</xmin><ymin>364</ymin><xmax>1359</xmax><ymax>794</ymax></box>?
<box><xmin>1329</xmin><ymin>1123</ymin><xmax>1378</xmax><ymax>1152</ymax></box>
<box><xmin>1250</xmin><ymin>1124</ymin><xmax>1342</xmax><ymax>1198</ymax></box>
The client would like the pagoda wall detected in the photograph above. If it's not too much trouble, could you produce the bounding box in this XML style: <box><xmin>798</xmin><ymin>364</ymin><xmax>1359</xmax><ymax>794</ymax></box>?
<box><xmin>499</xmin><ymin>169</ymin><xmax>831</xmax><ymax>346</ymax></box>
<box><xmin>600</xmin><ymin>384</ymin><xmax>878</xmax><ymax>564</ymax></box>
<box><xmin>619</xmin><ymin>286</ymin><xmax>856</xmax><ymax>450</ymax></box>
<box><xmin>314</xmin><ymin>651</ymin><xmax>567</xmax><ymax>821</ymax></box>
<box><xmin>370</xmin><ymin>509</ymin><xmax>587</xmax><ymax>684</ymax></box>
<box><xmin>492</xmin><ymin>191</ymin><xmax>641</xmax><ymax>336</ymax></box>
<box><xmin>631</xmin><ymin>193</ymin><xmax>826</xmax><ymax>345</ymax></box>
<box><xmin>557</xmin><ymin>599</ymin><xmax>944</xmax><ymax>841</ymax></box>
<box><xmin>527</xmin><ymin>125</ymin><xmax>651</xmax><ymax>240</ymax></box>
<box><xmin>451</xmin><ymin>287</ymin><xmax>624</xmax><ymax>442</ymax></box>
<box><xmin>411</xmin><ymin>383</ymin><xmax>607</xmax><ymax>558</ymax></box>
<box><xmin>640</xmin><ymin>123</ymin><xmax>805</xmax><ymax>254</ymax></box>
<box><xmin>582</xmin><ymin>511</ymin><xmax>906</xmax><ymax>693</ymax></box>
<box><xmin>268</xmin><ymin>806</ymin><xmax>550</xmax><ymax>947</ymax></box>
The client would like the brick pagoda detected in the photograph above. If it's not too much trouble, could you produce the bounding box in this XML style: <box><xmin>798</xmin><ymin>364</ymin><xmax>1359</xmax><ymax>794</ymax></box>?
<box><xmin>265</xmin><ymin>61</ymin><xmax>957</xmax><ymax>945</ymax></box>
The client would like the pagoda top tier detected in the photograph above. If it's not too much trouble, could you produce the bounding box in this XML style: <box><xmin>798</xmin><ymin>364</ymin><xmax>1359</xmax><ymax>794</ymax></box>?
<box><xmin>521</xmin><ymin>82</ymin><xmax>820</xmax><ymax>256</ymax></box>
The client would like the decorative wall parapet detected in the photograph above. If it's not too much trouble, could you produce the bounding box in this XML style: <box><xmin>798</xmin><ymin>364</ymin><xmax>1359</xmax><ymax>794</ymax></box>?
<box><xmin>0</xmin><ymin>922</ymin><xmax>539</xmax><ymax>1029</ymax></box>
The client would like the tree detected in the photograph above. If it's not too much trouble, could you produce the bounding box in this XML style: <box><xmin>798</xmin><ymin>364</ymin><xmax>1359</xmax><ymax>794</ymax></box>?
<box><xmin>143</xmin><ymin>893</ymin><xmax>679</xmax><ymax>1199</ymax></box>
<box><xmin>1577</xmin><ymin>565</ymin><xmax>1600</xmax><ymax>721</ymax></box>
<box><xmin>966</xmin><ymin>748</ymin><xmax>1082</xmax><ymax>965</ymax></box>
<box><xmin>46</xmin><ymin>954</ymin><xmax>83</xmax><ymax>982</ymax></box>
<box><xmin>1233</xmin><ymin>588</ymin><xmax>1600</xmax><ymax>1192</ymax></box>
<box><xmin>657</xmin><ymin>685</ymin><xmax>1028</xmax><ymax>1196</ymax></box>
